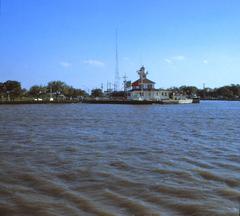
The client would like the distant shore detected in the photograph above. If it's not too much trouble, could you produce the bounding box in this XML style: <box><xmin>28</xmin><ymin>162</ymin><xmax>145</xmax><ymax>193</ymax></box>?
<box><xmin>0</xmin><ymin>100</ymin><xmax>81</xmax><ymax>105</ymax></box>
<box><xmin>1</xmin><ymin>80</ymin><xmax>239</xmax><ymax>104</ymax></box>
<box><xmin>1</xmin><ymin>98</ymin><xmax>240</xmax><ymax>105</ymax></box>
<box><xmin>200</xmin><ymin>98</ymin><xmax>240</xmax><ymax>101</ymax></box>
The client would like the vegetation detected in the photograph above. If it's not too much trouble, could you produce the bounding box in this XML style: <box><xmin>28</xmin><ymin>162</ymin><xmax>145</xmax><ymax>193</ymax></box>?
<box><xmin>0</xmin><ymin>81</ymin><xmax>22</xmax><ymax>101</ymax></box>
<box><xmin>167</xmin><ymin>84</ymin><xmax>240</xmax><ymax>100</ymax></box>
<box><xmin>0</xmin><ymin>80</ymin><xmax>239</xmax><ymax>102</ymax></box>
<box><xmin>0</xmin><ymin>80</ymin><xmax>88</xmax><ymax>102</ymax></box>
<box><xmin>29</xmin><ymin>85</ymin><xmax>48</xmax><ymax>98</ymax></box>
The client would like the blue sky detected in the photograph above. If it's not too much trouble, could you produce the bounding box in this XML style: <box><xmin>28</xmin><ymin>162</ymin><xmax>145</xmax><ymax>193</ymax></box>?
<box><xmin>0</xmin><ymin>0</ymin><xmax>240</xmax><ymax>90</ymax></box>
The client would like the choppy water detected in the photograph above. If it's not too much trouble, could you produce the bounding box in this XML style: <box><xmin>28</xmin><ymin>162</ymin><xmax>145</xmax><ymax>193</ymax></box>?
<box><xmin>0</xmin><ymin>101</ymin><xmax>239</xmax><ymax>216</ymax></box>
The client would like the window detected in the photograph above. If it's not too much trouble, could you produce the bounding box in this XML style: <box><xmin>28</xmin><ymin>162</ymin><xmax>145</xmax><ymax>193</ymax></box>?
<box><xmin>148</xmin><ymin>84</ymin><xmax>152</xmax><ymax>89</ymax></box>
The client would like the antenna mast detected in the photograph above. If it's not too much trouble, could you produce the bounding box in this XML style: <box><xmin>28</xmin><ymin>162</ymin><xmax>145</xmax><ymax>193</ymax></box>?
<box><xmin>0</xmin><ymin>0</ymin><xmax>2</xmax><ymax>16</ymax></box>
<box><xmin>114</xmin><ymin>29</ymin><xmax>120</xmax><ymax>91</ymax></box>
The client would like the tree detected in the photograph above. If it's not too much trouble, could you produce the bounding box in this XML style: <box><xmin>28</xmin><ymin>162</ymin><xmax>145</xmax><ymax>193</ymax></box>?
<box><xmin>47</xmin><ymin>81</ymin><xmax>67</xmax><ymax>95</ymax></box>
<box><xmin>29</xmin><ymin>85</ymin><xmax>47</xmax><ymax>98</ymax></box>
<box><xmin>228</xmin><ymin>84</ymin><xmax>240</xmax><ymax>97</ymax></box>
<box><xmin>0</xmin><ymin>82</ymin><xmax>5</xmax><ymax>101</ymax></box>
<box><xmin>91</xmin><ymin>88</ymin><xmax>103</xmax><ymax>97</ymax></box>
<box><xmin>217</xmin><ymin>87</ymin><xmax>234</xmax><ymax>99</ymax></box>
<box><xmin>167</xmin><ymin>87</ymin><xmax>179</xmax><ymax>93</ymax></box>
<box><xmin>179</xmin><ymin>86</ymin><xmax>198</xmax><ymax>96</ymax></box>
<box><xmin>20</xmin><ymin>88</ymin><xmax>28</xmax><ymax>98</ymax></box>
<box><xmin>0</xmin><ymin>82</ymin><xmax>4</xmax><ymax>93</ymax></box>
<box><xmin>4</xmin><ymin>80</ymin><xmax>22</xmax><ymax>100</ymax></box>
<box><xmin>75</xmin><ymin>89</ymin><xmax>88</xmax><ymax>97</ymax></box>
<box><xmin>63</xmin><ymin>86</ymin><xmax>88</xmax><ymax>98</ymax></box>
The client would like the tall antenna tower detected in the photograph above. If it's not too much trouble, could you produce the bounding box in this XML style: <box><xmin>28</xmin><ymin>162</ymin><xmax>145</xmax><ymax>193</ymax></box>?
<box><xmin>114</xmin><ymin>29</ymin><xmax>120</xmax><ymax>91</ymax></box>
<box><xmin>0</xmin><ymin>0</ymin><xmax>2</xmax><ymax>16</ymax></box>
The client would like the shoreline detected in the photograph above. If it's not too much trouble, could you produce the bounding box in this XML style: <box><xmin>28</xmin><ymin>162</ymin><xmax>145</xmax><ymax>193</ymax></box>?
<box><xmin>1</xmin><ymin>98</ymin><xmax>239</xmax><ymax>105</ymax></box>
<box><xmin>0</xmin><ymin>99</ymin><xmax>199</xmax><ymax>105</ymax></box>
<box><xmin>200</xmin><ymin>98</ymin><xmax>240</xmax><ymax>101</ymax></box>
<box><xmin>0</xmin><ymin>100</ymin><xmax>81</xmax><ymax>105</ymax></box>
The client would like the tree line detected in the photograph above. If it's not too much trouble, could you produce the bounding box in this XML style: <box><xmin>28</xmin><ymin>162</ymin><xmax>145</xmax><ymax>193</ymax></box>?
<box><xmin>91</xmin><ymin>84</ymin><xmax>240</xmax><ymax>100</ymax></box>
<box><xmin>167</xmin><ymin>84</ymin><xmax>240</xmax><ymax>100</ymax></box>
<box><xmin>0</xmin><ymin>80</ymin><xmax>240</xmax><ymax>101</ymax></box>
<box><xmin>0</xmin><ymin>80</ymin><xmax>88</xmax><ymax>101</ymax></box>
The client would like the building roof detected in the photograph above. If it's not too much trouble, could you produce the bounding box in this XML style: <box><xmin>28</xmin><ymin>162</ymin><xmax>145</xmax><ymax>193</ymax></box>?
<box><xmin>132</xmin><ymin>79</ymin><xmax>155</xmax><ymax>86</ymax></box>
<box><xmin>129</xmin><ymin>89</ymin><xmax>156</xmax><ymax>92</ymax></box>
<box><xmin>129</xmin><ymin>89</ymin><xmax>170</xmax><ymax>92</ymax></box>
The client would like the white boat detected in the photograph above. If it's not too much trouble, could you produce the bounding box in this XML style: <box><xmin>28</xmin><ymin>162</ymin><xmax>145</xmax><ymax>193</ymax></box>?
<box><xmin>178</xmin><ymin>99</ymin><xmax>193</xmax><ymax>104</ymax></box>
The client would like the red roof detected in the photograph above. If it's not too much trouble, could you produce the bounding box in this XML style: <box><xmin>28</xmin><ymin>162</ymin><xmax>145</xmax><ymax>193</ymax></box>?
<box><xmin>132</xmin><ymin>79</ymin><xmax>155</xmax><ymax>87</ymax></box>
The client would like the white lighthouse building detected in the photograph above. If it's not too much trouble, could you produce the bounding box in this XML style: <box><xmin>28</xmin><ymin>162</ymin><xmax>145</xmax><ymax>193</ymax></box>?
<box><xmin>127</xmin><ymin>66</ymin><xmax>170</xmax><ymax>101</ymax></box>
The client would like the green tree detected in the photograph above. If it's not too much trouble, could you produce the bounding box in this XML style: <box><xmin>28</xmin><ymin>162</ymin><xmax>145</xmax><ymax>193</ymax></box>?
<box><xmin>47</xmin><ymin>81</ymin><xmax>67</xmax><ymax>95</ymax></box>
<box><xmin>74</xmin><ymin>89</ymin><xmax>88</xmax><ymax>97</ymax></box>
<box><xmin>179</xmin><ymin>86</ymin><xmax>198</xmax><ymax>96</ymax></box>
<box><xmin>217</xmin><ymin>87</ymin><xmax>234</xmax><ymax>99</ymax></box>
<box><xmin>29</xmin><ymin>85</ymin><xmax>47</xmax><ymax>98</ymax></box>
<box><xmin>228</xmin><ymin>84</ymin><xmax>240</xmax><ymax>97</ymax></box>
<box><xmin>167</xmin><ymin>87</ymin><xmax>179</xmax><ymax>92</ymax></box>
<box><xmin>4</xmin><ymin>80</ymin><xmax>22</xmax><ymax>101</ymax></box>
<box><xmin>0</xmin><ymin>82</ymin><xmax>5</xmax><ymax>101</ymax></box>
<box><xmin>63</xmin><ymin>86</ymin><xmax>87</xmax><ymax>98</ymax></box>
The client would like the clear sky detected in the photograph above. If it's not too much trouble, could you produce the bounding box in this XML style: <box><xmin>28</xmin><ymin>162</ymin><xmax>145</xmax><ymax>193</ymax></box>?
<box><xmin>1</xmin><ymin>0</ymin><xmax>240</xmax><ymax>91</ymax></box>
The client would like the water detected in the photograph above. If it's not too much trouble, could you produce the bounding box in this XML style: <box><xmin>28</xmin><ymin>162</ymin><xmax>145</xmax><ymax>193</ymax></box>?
<box><xmin>0</xmin><ymin>101</ymin><xmax>239</xmax><ymax>216</ymax></box>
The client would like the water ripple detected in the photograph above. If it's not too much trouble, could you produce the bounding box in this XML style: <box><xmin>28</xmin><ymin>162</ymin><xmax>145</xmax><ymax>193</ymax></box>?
<box><xmin>0</xmin><ymin>101</ymin><xmax>239</xmax><ymax>215</ymax></box>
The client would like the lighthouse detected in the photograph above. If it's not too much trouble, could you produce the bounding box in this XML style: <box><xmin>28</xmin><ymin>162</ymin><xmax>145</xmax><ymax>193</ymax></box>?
<box><xmin>127</xmin><ymin>66</ymin><xmax>170</xmax><ymax>101</ymax></box>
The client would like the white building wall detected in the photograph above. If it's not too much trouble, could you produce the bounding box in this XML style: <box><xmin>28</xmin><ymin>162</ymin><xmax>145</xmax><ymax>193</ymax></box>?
<box><xmin>128</xmin><ymin>90</ymin><xmax>170</xmax><ymax>100</ymax></box>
